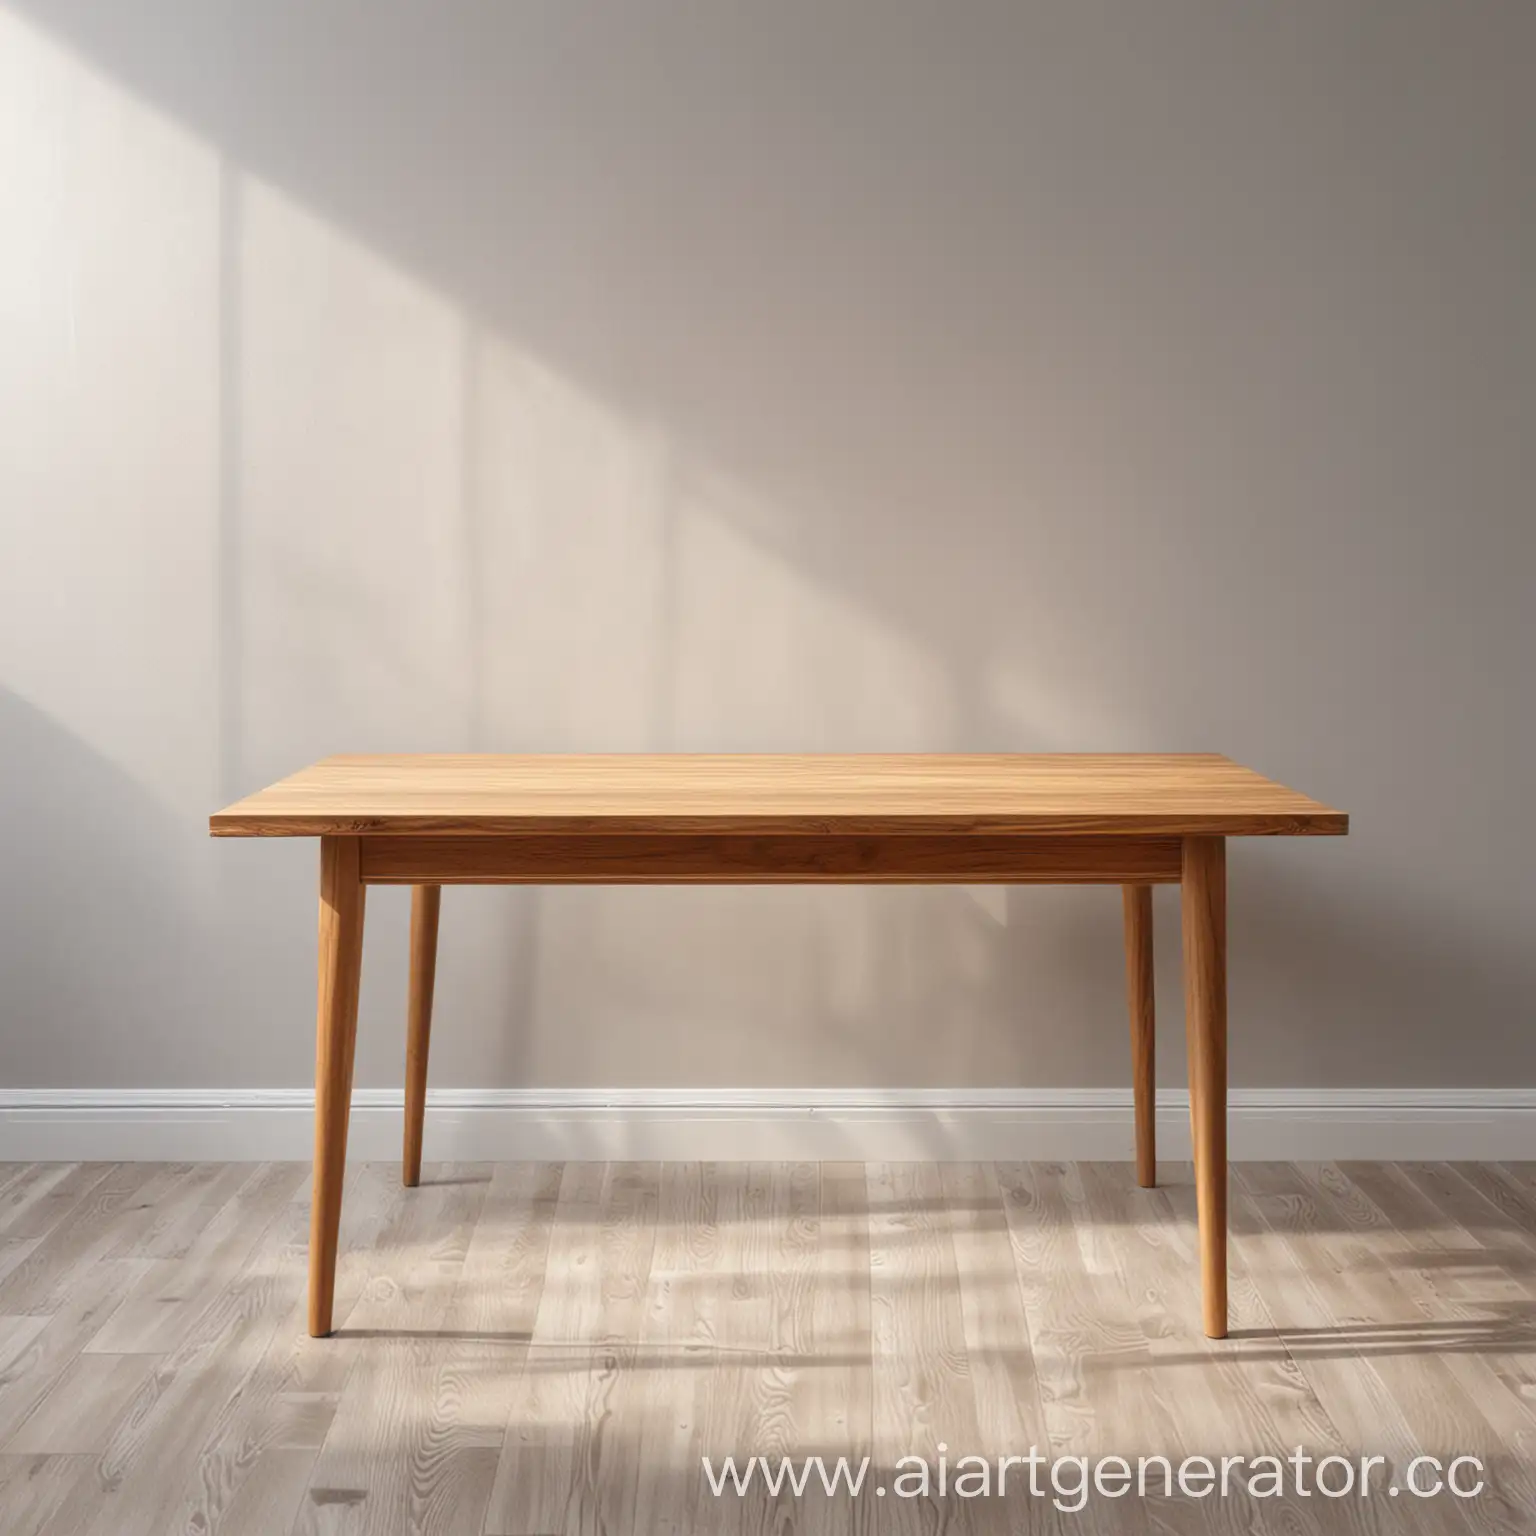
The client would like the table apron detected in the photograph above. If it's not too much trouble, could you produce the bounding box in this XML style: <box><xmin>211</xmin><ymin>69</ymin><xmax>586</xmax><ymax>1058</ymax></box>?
<box><xmin>355</xmin><ymin>833</ymin><xmax>1184</xmax><ymax>885</ymax></box>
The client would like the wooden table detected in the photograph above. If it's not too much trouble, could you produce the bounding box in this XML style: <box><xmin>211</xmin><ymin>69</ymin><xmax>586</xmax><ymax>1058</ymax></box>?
<box><xmin>211</xmin><ymin>753</ymin><xmax>1347</xmax><ymax>1340</ymax></box>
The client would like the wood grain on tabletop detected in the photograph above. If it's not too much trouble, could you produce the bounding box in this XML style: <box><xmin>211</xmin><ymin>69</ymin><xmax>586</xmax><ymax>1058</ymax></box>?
<box><xmin>209</xmin><ymin>753</ymin><xmax>1347</xmax><ymax>838</ymax></box>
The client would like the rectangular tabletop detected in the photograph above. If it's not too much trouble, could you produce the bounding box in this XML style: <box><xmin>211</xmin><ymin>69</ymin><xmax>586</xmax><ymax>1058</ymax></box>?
<box><xmin>209</xmin><ymin>753</ymin><xmax>1346</xmax><ymax>838</ymax></box>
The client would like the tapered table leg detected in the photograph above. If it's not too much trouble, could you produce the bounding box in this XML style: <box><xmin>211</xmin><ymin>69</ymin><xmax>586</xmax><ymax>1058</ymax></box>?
<box><xmin>1122</xmin><ymin>885</ymin><xmax>1156</xmax><ymax>1187</ymax></box>
<box><xmin>310</xmin><ymin>835</ymin><xmax>366</xmax><ymax>1337</ymax></box>
<box><xmin>403</xmin><ymin>884</ymin><xmax>441</xmax><ymax>1188</ymax></box>
<box><xmin>1182</xmin><ymin>835</ymin><xmax>1228</xmax><ymax>1338</ymax></box>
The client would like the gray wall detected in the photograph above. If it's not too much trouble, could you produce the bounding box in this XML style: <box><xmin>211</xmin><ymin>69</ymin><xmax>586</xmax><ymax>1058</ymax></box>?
<box><xmin>2</xmin><ymin>1</ymin><xmax>1532</xmax><ymax>1094</ymax></box>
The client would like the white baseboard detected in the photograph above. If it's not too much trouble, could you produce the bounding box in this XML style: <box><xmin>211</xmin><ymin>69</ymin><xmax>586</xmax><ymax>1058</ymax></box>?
<box><xmin>0</xmin><ymin>1088</ymin><xmax>1531</xmax><ymax>1163</ymax></box>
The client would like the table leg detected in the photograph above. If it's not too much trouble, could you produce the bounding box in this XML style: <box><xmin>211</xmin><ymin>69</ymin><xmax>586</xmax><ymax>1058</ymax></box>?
<box><xmin>1121</xmin><ymin>884</ymin><xmax>1156</xmax><ymax>1188</ymax></box>
<box><xmin>1182</xmin><ymin>835</ymin><xmax>1228</xmax><ymax>1338</ymax></box>
<box><xmin>403</xmin><ymin>884</ymin><xmax>442</xmax><ymax>1188</ymax></box>
<box><xmin>310</xmin><ymin>835</ymin><xmax>366</xmax><ymax>1338</ymax></box>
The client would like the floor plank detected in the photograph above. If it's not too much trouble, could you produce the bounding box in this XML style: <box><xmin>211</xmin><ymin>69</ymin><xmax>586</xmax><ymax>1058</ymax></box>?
<box><xmin>84</xmin><ymin>1162</ymin><xmax>308</xmax><ymax>1354</ymax></box>
<box><xmin>165</xmin><ymin>1162</ymin><xmax>405</xmax><ymax>1536</ymax></box>
<box><xmin>579</xmin><ymin>1161</ymin><xmax>662</xmax><ymax>1536</ymax></box>
<box><xmin>0</xmin><ymin>1262</ymin><xmax>152</xmax><ymax>1450</ymax></box>
<box><xmin>628</xmin><ymin>1160</ymin><xmax>726</xmax><ymax>1536</ymax></box>
<box><xmin>483</xmin><ymin>1159</ymin><xmax>608</xmax><ymax>1535</ymax></box>
<box><xmin>0</xmin><ymin>1453</ymin><xmax>95</xmax><ymax>1536</ymax></box>
<box><xmin>1237</xmin><ymin>1161</ymin><xmax>1524</xmax><ymax>1536</ymax></box>
<box><xmin>0</xmin><ymin>1166</ymin><xmax>112</xmax><ymax>1244</ymax></box>
<box><xmin>0</xmin><ymin>1160</ymin><xmax>1527</xmax><ymax>1535</ymax></box>
<box><xmin>0</xmin><ymin>1164</ymin><xmax>179</xmax><ymax>1314</ymax></box>
<box><xmin>867</xmin><ymin>1160</ymin><xmax>987</xmax><ymax>1535</ymax></box>
<box><xmin>47</xmin><ymin>1194</ymin><xmax>312</xmax><ymax>1536</ymax></box>
<box><xmin>2</xmin><ymin>1352</ymin><xmax>163</xmax><ymax>1455</ymax></box>
<box><xmin>294</xmin><ymin>1162</ymin><xmax>494</xmax><ymax>1536</ymax></box>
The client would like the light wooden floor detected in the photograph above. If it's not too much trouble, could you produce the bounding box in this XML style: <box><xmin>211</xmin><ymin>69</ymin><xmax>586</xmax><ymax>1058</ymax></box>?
<box><xmin>2</xmin><ymin>1160</ymin><xmax>1534</xmax><ymax>1534</ymax></box>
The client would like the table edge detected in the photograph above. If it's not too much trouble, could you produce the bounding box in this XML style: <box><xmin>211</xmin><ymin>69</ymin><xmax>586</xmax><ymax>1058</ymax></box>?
<box><xmin>209</xmin><ymin>811</ymin><xmax>1349</xmax><ymax>838</ymax></box>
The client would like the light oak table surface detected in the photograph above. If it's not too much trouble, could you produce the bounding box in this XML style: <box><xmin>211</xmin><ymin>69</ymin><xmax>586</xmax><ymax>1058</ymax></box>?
<box><xmin>211</xmin><ymin>751</ymin><xmax>1346</xmax><ymax>837</ymax></box>
<box><xmin>210</xmin><ymin>752</ymin><xmax>1348</xmax><ymax>1341</ymax></box>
